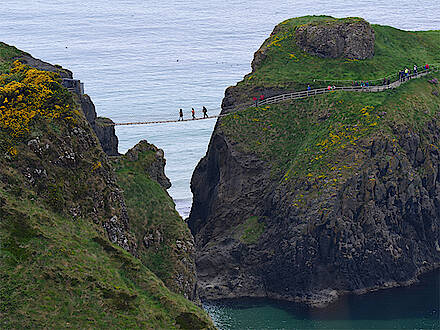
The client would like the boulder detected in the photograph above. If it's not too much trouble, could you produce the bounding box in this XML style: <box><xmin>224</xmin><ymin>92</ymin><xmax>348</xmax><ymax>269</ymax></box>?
<box><xmin>295</xmin><ymin>18</ymin><xmax>375</xmax><ymax>59</ymax></box>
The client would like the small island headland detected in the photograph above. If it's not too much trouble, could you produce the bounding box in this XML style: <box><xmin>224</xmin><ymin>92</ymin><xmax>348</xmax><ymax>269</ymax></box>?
<box><xmin>189</xmin><ymin>16</ymin><xmax>440</xmax><ymax>307</ymax></box>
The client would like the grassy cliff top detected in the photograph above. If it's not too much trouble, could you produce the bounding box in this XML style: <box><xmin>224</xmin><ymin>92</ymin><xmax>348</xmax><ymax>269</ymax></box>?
<box><xmin>244</xmin><ymin>16</ymin><xmax>440</xmax><ymax>87</ymax></box>
<box><xmin>223</xmin><ymin>16</ymin><xmax>440</xmax><ymax>184</ymax></box>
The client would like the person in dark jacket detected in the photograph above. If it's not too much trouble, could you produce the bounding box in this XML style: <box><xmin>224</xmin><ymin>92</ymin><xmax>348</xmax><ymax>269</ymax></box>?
<box><xmin>179</xmin><ymin>108</ymin><xmax>183</xmax><ymax>121</ymax></box>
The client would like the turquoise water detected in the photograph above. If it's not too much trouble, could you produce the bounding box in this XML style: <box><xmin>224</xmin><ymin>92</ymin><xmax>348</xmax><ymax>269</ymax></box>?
<box><xmin>2</xmin><ymin>1</ymin><xmax>439</xmax><ymax>328</ymax></box>
<box><xmin>205</xmin><ymin>270</ymin><xmax>440</xmax><ymax>329</ymax></box>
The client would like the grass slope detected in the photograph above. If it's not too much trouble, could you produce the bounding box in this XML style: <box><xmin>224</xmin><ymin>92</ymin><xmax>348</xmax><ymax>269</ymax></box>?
<box><xmin>0</xmin><ymin>189</ymin><xmax>211</xmax><ymax>329</ymax></box>
<box><xmin>112</xmin><ymin>144</ymin><xmax>197</xmax><ymax>298</ymax></box>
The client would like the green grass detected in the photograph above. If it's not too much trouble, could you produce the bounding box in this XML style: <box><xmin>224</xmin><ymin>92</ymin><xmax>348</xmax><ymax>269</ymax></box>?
<box><xmin>244</xmin><ymin>16</ymin><xmax>440</xmax><ymax>88</ymax></box>
<box><xmin>0</xmin><ymin>42</ymin><xmax>23</xmax><ymax>73</ymax></box>
<box><xmin>0</xmin><ymin>188</ymin><xmax>212</xmax><ymax>329</ymax></box>
<box><xmin>222</xmin><ymin>72</ymin><xmax>440</xmax><ymax>188</ymax></box>
<box><xmin>235</xmin><ymin>216</ymin><xmax>266</xmax><ymax>245</ymax></box>
<box><xmin>112</xmin><ymin>143</ymin><xmax>197</xmax><ymax>297</ymax></box>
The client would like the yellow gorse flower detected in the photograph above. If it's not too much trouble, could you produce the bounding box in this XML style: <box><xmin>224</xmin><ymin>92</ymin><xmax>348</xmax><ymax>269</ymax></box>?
<box><xmin>0</xmin><ymin>60</ymin><xmax>73</xmax><ymax>140</ymax></box>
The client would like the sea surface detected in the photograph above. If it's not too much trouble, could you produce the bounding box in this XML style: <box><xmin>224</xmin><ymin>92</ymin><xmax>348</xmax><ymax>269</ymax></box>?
<box><xmin>2</xmin><ymin>1</ymin><xmax>439</xmax><ymax>328</ymax></box>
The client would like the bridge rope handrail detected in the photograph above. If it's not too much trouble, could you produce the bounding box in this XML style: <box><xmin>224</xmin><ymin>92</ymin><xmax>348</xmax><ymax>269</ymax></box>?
<box><xmin>110</xmin><ymin>67</ymin><xmax>438</xmax><ymax>126</ymax></box>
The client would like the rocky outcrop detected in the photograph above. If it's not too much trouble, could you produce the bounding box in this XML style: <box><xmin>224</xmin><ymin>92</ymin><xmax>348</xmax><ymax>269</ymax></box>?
<box><xmin>112</xmin><ymin>140</ymin><xmax>198</xmax><ymax>301</ymax></box>
<box><xmin>79</xmin><ymin>95</ymin><xmax>119</xmax><ymax>156</ymax></box>
<box><xmin>124</xmin><ymin>140</ymin><xmax>171</xmax><ymax>189</ymax></box>
<box><xmin>251</xmin><ymin>17</ymin><xmax>375</xmax><ymax>73</ymax></box>
<box><xmin>295</xmin><ymin>18</ymin><xmax>375</xmax><ymax>59</ymax></box>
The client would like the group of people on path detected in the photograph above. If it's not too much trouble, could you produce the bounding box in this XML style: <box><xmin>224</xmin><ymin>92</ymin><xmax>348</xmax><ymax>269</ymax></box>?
<box><xmin>352</xmin><ymin>81</ymin><xmax>371</xmax><ymax>87</ymax></box>
<box><xmin>178</xmin><ymin>106</ymin><xmax>208</xmax><ymax>121</ymax></box>
<box><xmin>253</xmin><ymin>94</ymin><xmax>265</xmax><ymax>106</ymax></box>
<box><xmin>398</xmin><ymin>64</ymin><xmax>429</xmax><ymax>82</ymax></box>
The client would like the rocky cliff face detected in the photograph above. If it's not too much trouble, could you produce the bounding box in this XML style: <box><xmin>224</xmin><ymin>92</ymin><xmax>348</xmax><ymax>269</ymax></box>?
<box><xmin>80</xmin><ymin>95</ymin><xmax>119</xmax><ymax>156</ymax></box>
<box><xmin>189</xmin><ymin>19</ymin><xmax>440</xmax><ymax>306</ymax></box>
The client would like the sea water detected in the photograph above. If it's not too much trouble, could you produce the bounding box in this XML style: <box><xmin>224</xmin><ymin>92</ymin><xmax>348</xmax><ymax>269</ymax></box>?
<box><xmin>2</xmin><ymin>1</ymin><xmax>439</xmax><ymax>328</ymax></box>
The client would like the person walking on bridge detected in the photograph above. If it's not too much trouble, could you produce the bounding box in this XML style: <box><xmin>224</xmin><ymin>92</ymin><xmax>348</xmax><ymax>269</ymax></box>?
<box><xmin>191</xmin><ymin>108</ymin><xmax>196</xmax><ymax>120</ymax></box>
<box><xmin>202</xmin><ymin>106</ymin><xmax>208</xmax><ymax>118</ymax></box>
<box><xmin>179</xmin><ymin>108</ymin><xmax>184</xmax><ymax>121</ymax></box>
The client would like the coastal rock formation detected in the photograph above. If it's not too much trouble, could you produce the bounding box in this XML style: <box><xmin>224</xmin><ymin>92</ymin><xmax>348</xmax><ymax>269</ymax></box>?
<box><xmin>112</xmin><ymin>140</ymin><xmax>197</xmax><ymax>301</ymax></box>
<box><xmin>190</xmin><ymin>89</ymin><xmax>440</xmax><ymax>308</ymax></box>
<box><xmin>295</xmin><ymin>18</ymin><xmax>375</xmax><ymax>59</ymax></box>
<box><xmin>1</xmin><ymin>44</ymin><xmax>213</xmax><ymax>328</ymax></box>
<box><xmin>189</xmin><ymin>17</ymin><xmax>440</xmax><ymax>307</ymax></box>
<box><xmin>124</xmin><ymin>140</ymin><xmax>171</xmax><ymax>189</ymax></box>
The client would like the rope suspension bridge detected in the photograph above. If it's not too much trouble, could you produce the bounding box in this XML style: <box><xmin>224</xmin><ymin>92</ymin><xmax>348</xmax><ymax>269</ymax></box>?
<box><xmin>107</xmin><ymin>68</ymin><xmax>437</xmax><ymax>127</ymax></box>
